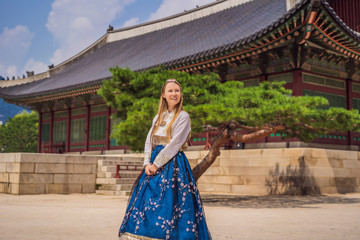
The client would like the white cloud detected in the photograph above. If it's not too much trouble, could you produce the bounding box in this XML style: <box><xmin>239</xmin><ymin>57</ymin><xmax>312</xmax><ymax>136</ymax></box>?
<box><xmin>123</xmin><ymin>17</ymin><xmax>140</xmax><ymax>28</ymax></box>
<box><xmin>0</xmin><ymin>25</ymin><xmax>34</xmax><ymax>77</ymax></box>
<box><xmin>46</xmin><ymin>0</ymin><xmax>135</xmax><ymax>65</ymax></box>
<box><xmin>148</xmin><ymin>0</ymin><xmax>214</xmax><ymax>21</ymax></box>
<box><xmin>22</xmin><ymin>58</ymin><xmax>48</xmax><ymax>76</ymax></box>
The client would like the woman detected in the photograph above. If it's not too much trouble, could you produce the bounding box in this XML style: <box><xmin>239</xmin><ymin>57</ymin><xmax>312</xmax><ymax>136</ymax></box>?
<box><xmin>119</xmin><ymin>79</ymin><xmax>212</xmax><ymax>240</ymax></box>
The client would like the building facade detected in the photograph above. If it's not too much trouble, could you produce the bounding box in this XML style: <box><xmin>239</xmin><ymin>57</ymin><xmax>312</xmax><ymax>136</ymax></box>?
<box><xmin>1</xmin><ymin>0</ymin><xmax>360</xmax><ymax>153</ymax></box>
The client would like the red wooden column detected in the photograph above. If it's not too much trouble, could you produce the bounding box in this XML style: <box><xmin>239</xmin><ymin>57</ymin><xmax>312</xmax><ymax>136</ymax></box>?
<box><xmin>292</xmin><ymin>69</ymin><xmax>303</xmax><ymax>96</ymax></box>
<box><xmin>37</xmin><ymin>112</ymin><xmax>42</xmax><ymax>153</ymax></box>
<box><xmin>105</xmin><ymin>106</ymin><xmax>111</xmax><ymax>150</ymax></box>
<box><xmin>346</xmin><ymin>78</ymin><xmax>355</xmax><ymax>146</ymax></box>
<box><xmin>66</xmin><ymin>108</ymin><xmax>71</xmax><ymax>152</ymax></box>
<box><xmin>260</xmin><ymin>74</ymin><xmax>268</xmax><ymax>142</ymax></box>
<box><xmin>85</xmin><ymin>105</ymin><xmax>90</xmax><ymax>152</ymax></box>
<box><xmin>49</xmin><ymin>111</ymin><xmax>54</xmax><ymax>153</ymax></box>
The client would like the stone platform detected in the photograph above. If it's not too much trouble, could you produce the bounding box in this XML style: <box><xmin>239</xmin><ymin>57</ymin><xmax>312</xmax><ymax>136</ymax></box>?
<box><xmin>1</xmin><ymin>147</ymin><xmax>360</xmax><ymax>195</ymax></box>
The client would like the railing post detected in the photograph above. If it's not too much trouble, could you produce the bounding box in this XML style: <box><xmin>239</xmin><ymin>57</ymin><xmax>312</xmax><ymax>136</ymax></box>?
<box><xmin>114</xmin><ymin>164</ymin><xmax>120</xmax><ymax>178</ymax></box>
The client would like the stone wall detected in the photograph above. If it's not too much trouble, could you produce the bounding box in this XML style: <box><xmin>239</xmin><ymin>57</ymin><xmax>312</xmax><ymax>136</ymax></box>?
<box><xmin>1</xmin><ymin>147</ymin><xmax>360</xmax><ymax>195</ymax></box>
<box><xmin>0</xmin><ymin>153</ymin><xmax>97</xmax><ymax>194</ymax></box>
<box><xmin>185</xmin><ymin>148</ymin><xmax>360</xmax><ymax>195</ymax></box>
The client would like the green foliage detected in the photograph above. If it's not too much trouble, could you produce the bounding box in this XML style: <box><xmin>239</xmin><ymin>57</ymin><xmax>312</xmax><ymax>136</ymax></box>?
<box><xmin>0</xmin><ymin>111</ymin><xmax>38</xmax><ymax>152</ymax></box>
<box><xmin>99</xmin><ymin>67</ymin><xmax>360</xmax><ymax>151</ymax></box>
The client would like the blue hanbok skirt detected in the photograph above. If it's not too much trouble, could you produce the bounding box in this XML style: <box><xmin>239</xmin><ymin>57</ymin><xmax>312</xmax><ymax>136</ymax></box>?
<box><xmin>119</xmin><ymin>145</ymin><xmax>212</xmax><ymax>240</ymax></box>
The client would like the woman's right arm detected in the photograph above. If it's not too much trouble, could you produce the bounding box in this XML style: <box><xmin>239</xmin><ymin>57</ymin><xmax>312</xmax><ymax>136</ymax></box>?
<box><xmin>143</xmin><ymin>115</ymin><xmax>158</xmax><ymax>166</ymax></box>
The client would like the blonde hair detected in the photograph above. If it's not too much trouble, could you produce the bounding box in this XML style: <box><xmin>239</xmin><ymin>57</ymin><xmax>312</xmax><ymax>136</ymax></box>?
<box><xmin>151</xmin><ymin>79</ymin><xmax>184</xmax><ymax>142</ymax></box>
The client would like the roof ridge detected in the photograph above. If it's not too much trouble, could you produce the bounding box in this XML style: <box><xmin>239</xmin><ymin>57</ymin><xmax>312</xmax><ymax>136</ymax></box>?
<box><xmin>107</xmin><ymin>0</ymin><xmax>253</xmax><ymax>43</ymax></box>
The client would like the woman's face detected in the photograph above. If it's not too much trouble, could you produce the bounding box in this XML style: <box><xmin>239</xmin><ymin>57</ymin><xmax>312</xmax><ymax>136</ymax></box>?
<box><xmin>162</xmin><ymin>82</ymin><xmax>181</xmax><ymax>111</ymax></box>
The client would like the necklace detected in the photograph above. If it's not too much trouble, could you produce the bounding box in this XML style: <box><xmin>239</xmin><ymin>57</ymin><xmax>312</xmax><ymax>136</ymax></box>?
<box><xmin>159</xmin><ymin>111</ymin><xmax>173</xmax><ymax>126</ymax></box>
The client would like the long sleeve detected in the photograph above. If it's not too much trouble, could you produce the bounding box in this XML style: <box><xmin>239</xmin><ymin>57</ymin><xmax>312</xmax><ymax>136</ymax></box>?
<box><xmin>153</xmin><ymin>111</ymin><xmax>191</xmax><ymax>168</ymax></box>
<box><xmin>143</xmin><ymin>115</ymin><xmax>158</xmax><ymax>166</ymax></box>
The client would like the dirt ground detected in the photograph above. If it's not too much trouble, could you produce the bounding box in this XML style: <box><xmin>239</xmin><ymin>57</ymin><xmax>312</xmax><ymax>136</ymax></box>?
<box><xmin>0</xmin><ymin>193</ymin><xmax>360</xmax><ymax>240</ymax></box>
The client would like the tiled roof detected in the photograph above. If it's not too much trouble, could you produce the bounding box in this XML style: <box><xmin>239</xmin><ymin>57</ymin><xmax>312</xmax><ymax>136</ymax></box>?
<box><xmin>0</xmin><ymin>0</ymin><xmax>290</xmax><ymax>100</ymax></box>
<box><xmin>10</xmin><ymin>0</ymin><xmax>360</xmax><ymax>100</ymax></box>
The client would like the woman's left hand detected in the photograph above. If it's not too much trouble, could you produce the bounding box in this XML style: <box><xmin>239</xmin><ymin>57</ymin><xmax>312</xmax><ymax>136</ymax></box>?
<box><xmin>147</xmin><ymin>164</ymin><xmax>159</xmax><ymax>176</ymax></box>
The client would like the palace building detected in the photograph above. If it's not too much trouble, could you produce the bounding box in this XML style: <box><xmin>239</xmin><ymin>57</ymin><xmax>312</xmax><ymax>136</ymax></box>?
<box><xmin>1</xmin><ymin>0</ymin><xmax>360</xmax><ymax>153</ymax></box>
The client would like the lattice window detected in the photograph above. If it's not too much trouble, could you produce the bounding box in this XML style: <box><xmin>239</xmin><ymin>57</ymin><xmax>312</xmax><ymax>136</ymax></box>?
<box><xmin>91</xmin><ymin>104</ymin><xmax>107</xmax><ymax>113</ymax></box>
<box><xmin>90</xmin><ymin>115</ymin><xmax>106</xmax><ymax>141</ymax></box>
<box><xmin>71</xmin><ymin>118</ymin><xmax>86</xmax><ymax>143</ymax></box>
<box><xmin>353</xmin><ymin>98</ymin><xmax>360</xmax><ymax>113</ymax></box>
<box><xmin>242</xmin><ymin>78</ymin><xmax>259</xmax><ymax>87</ymax></box>
<box><xmin>303</xmin><ymin>89</ymin><xmax>346</xmax><ymax>109</ymax></box>
<box><xmin>53</xmin><ymin>121</ymin><xmax>67</xmax><ymax>143</ymax></box>
<box><xmin>110</xmin><ymin>116</ymin><xmax>121</xmax><ymax>146</ymax></box>
<box><xmin>268</xmin><ymin>73</ymin><xmax>293</xmax><ymax>83</ymax></box>
<box><xmin>42</xmin><ymin>123</ymin><xmax>50</xmax><ymax>143</ymax></box>
<box><xmin>303</xmin><ymin>73</ymin><xmax>345</xmax><ymax>89</ymax></box>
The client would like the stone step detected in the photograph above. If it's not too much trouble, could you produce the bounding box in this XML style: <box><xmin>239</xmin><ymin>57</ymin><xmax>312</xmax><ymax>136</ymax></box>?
<box><xmin>96</xmin><ymin>177</ymin><xmax>138</xmax><ymax>185</ymax></box>
<box><xmin>95</xmin><ymin>190</ymin><xmax>130</xmax><ymax>196</ymax></box>
<box><xmin>97</xmin><ymin>184</ymin><xmax>133</xmax><ymax>191</ymax></box>
<box><xmin>101</xmin><ymin>166</ymin><xmax>143</xmax><ymax>173</ymax></box>
<box><xmin>98</xmin><ymin>159</ymin><xmax>143</xmax><ymax>166</ymax></box>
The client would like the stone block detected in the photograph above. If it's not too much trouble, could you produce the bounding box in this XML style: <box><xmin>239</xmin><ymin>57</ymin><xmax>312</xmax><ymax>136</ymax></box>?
<box><xmin>54</xmin><ymin>174</ymin><xmax>95</xmax><ymax>184</ymax></box>
<box><xmin>312</xmin><ymin>177</ymin><xmax>332</xmax><ymax>187</ymax></box>
<box><xmin>91</xmin><ymin>165</ymin><xmax>97</xmax><ymax>174</ymax></box>
<box><xmin>317</xmin><ymin>187</ymin><xmax>338</xmax><ymax>194</ymax></box>
<box><xmin>197</xmin><ymin>175</ymin><xmax>245</xmax><ymax>185</ymax></box>
<box><xmin>9</xmin><ymin>173</ymin><xmax>20</xmax><ymax>183</ymax></box>
<box><xmin>45</xmin><ymin>183</ymin><xmax>82</xmax><ymax>194</ymax></box>
<box><xmin>231</xmin><ymin>185</ymin><xmax>268</xmax><ymax>195</ymax></box>
<box><xmin>262</xmin><ymin>149</ymin><xmax>284</xmax><ymax>157</ymax></box>
<box><xmin>282</xmin><ymin>148</ymin><xmax>305</xmax><ymax>158</ymax></box>
<box><xmin>66</xmin><ymin>156</ymin><xmax>98</xmax><ymax>164</ymax></box>
<box><xmin>305</xmin><ymin>167</ymin><xmax>334</xmax><ymax>177</ymax></box>
<box><xmin>343</xmin><ymin>160</ymin><xmax>360</xmax><ymax>168</ymax></box>
<box><xmin>72</xmin><ymin>164</ymin><xmax>94</xmax><ymax>174</ymax></box>
<box><xmin>243</xmin><ymin>176</ymin><xmax>268</xmax><ymax>185</ymax></box>
<box><xmin>351</xmin><ymin>168</ymin><xmax>360</xmax><ymax>177</ymax></box>
<box><xmin>197</xmin><ymin>183</ymin><xmax>231</xmax><ymax>193</ymax></box>
<box><xmin>218</xmin><ymin>150</ymin><xmax>231</xmax><ymax>159</ymax></box>
<box><xmin>0</xmin><ymin>163</ymin><xmax>6</xmax><ymax>172</ymax></box>
<box><xmin>6</xmin><ymin>162</ymin><xmax>20</xmax><ymax>173</ymax></box>
<box><xmin>248</xmin><ymin>157</ymin><xmax>291</xmax><ymax>167</ymax></box>
<box><xmin>219</xmin><ymin>158</ymin><xmax>250</xmax><ymax>167</ymax></box>
<box><xmin>229</xmin><ymin>149</ymin><xmax>262</xmax><ymax>159</ymax></box>
<box><xmin>183</xmin><ymin>151</ymin><xmax>200</xmax><ymax>159</ymax></box>
<box><xmin>0</xmin><ymin>172</ymin><xmax>8</xmax><ymax>182</ymax></box>
<box><xmin>10</xmin><ymin>183</ymin><xmax>19</xmax><ymax>194</ymax></box>
<box><xmin>82</xmin><ymin>183</ymin><xmax>95</xmax><ymax>193</ymax></box>
<box><xmin>307</xmin><ymin>149</ymin><xmax>328</xmax><ymax>159</ymax></box>
<box><xmin>328</xmin><ymin>159</ymin><xmax>344</xmax><ymax>168</ymax></box>
<box><xmin>20</xmin><ymin>163</ymin><xmax>35</xmax><ymax>173</ymax></box>
<box><xmin>0</xmin><ymin>153</ymin><xmax>18</xmax><ymax>163</ymax></box>
<box><xmin>202</xmin><ymin>167</ymin><xmax>231</xmax><ymax>176</ymax></box>
<box><xmin>334</xmin><ymin>177</ymin><xmax>355</xmax><ymax>187</ymax></box>
<box><xmin>19</xmin><ymin>183</ymin><xmax>46</xmax><ymax>194</ymax></box>
<box><xmin>35</xmin><ymin>163</ymin><xmax>66</xmax><ymax>173</ymax></box>
<box><xmin>19</xmin><ymin>173</ymin><xmax>54</xmax><ymax>184</ymax></box>
<box><xmin>333</xmin><ymin>168</ymin><xmax>352</xmax><ymax>178</ymax></box>
<box><xmin>0</xmin><ymin>183</ymin><xmax>8</xmax><ymax>193</ymax></box>
<box><xmin>229</xmin><ymin>166</ymin><xmax>274</xmax><ymax>176</ymax></box>
<box><xmin>325</xmin><ymin>149</ymin><xmax>357</xmax><ymax>161</ymax></box>
<box><xmin>20</xmin><ymin>153</ymin><xmax>67</xmax><ymax>163</ymax></box>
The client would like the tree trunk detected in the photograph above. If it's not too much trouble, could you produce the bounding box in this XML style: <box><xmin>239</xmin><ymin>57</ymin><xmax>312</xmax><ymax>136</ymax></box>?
<box><xmin>192</xmin><ymin>121</ymin><xmax>283</xmax><ymax>181</ymax></box>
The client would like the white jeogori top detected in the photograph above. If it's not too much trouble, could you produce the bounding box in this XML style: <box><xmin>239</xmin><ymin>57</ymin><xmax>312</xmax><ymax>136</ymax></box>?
<box><xmin>143</xmin><ymin>110</ymin><xmax>191</xmax><ymax>168</ymax></box>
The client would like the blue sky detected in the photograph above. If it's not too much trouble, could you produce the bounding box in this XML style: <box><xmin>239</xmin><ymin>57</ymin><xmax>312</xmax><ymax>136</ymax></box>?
<box><xmin>0</xmin><ymin>0</ymin><xmax>214</xmax><ymax>79</ymax></box>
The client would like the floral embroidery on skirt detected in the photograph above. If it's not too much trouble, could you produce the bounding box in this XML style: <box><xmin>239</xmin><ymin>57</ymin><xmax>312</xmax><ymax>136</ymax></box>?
<box><xmin>119</xmin><ymin>145</ymin><xmax>212</xmax><ymax>240</ymax></box>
